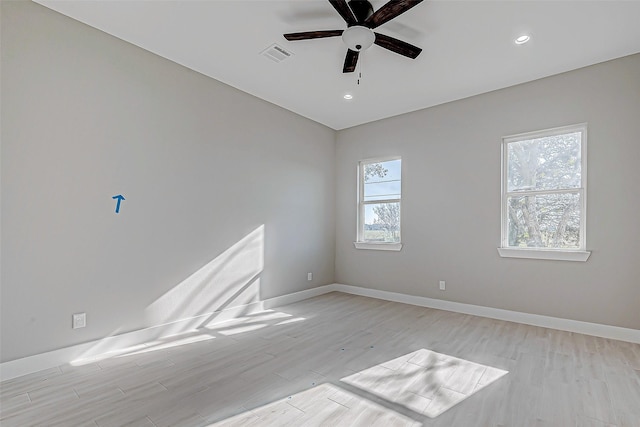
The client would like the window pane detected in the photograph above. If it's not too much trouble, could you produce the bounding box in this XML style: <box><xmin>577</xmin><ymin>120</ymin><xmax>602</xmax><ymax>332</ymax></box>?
<box><xmin>507</xmin><ymin>131</ymin><xmax>581</xmax><ymax>192</ymax></box>
<box><xmin>507</xmin><ymin>193</ymin><xmax>581</xmax><ymax>249</ymax></box>
<box><xmin>364</xmin><ymin>159</ymin><xmax>401</xmax><ymax>202</ymax></box>
<box><xmin>363</xmin><ymin>202</ymin><xmax>400</xmax><ymax>243</ymax></box>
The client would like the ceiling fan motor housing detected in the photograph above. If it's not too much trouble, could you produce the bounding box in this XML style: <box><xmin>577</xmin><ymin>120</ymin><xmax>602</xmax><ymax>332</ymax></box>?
<box><xmin>348</xmin><ymin>0</ymin><xmax>374</xmax><ymax>23</ymax></box>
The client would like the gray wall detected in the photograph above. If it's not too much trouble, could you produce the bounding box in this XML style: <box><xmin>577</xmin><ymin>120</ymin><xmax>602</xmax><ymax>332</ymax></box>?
<box><xmin>1</xmin><ymin>1</ymin><xmax>336</xmax><ymax>362</ymax></box>
<box><xmin>336</xmin><ymin>54</ymin><xmax>640</xmax><ymax>330</ymax></box>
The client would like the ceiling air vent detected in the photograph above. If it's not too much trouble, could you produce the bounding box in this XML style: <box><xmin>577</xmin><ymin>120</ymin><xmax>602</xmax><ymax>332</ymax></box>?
<box><xmin>261</xmin><ymin>43</ymin><xmax>294</xmax><ymax>63</ymax></box>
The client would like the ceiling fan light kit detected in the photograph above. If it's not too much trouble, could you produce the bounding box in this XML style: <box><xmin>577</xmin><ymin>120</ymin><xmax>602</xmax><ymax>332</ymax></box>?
<box><xmin>283</xmin><ymin>0</ymin><xmax>424</xmax><ymax>73</ymax></box>
<box><xmin>342</xmin><ymin>26</ymin><xmax>375</xmax><ymax>51</ymax></box>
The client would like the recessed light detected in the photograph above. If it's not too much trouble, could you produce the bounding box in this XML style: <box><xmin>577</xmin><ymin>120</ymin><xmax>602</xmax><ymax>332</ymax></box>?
<box><xmin>343</xmin><ymin>94</ymin><xmax>353</xmax><ymax>100</ymax></box>
<box><xmin>515</xmin><ymin>35</ymin><xmax>530</xmax><ymax>45</ymax></box>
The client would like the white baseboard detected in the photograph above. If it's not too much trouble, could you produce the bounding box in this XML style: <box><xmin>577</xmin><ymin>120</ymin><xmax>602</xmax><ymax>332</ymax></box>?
<box><xmin>3</xmin><ymin>283</ymin><xmax>637</xmax><ymax>382</ymax></box>
<box><xmin>0</xmin><ymin>285</ymin><xmax>335</xmax><ymax>382</ymax></box>
<box><xmin>332</xmin><ymin>284</ymin><xmax>640</xmax><ymax>344</ymax></box>
<box><xmin>263</xmin><ymin>285</ymin><xmax>334</xmax><ymax>310</ymax></box>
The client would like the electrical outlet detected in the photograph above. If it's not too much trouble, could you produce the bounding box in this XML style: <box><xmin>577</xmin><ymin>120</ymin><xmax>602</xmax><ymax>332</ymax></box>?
<box><xmin>439</xmin><ymin>281</ymin><xmax>446</xmax><ymax>291</ymax></box>
<box><xmin>307</xmin><ymin>272</ymin><xmax>313</xmax><ymax>281</ymax></box>
<box><xmin>72</xmin><ymin>312</ymin><xmax>86</xmax><ymax>329</ymax></box>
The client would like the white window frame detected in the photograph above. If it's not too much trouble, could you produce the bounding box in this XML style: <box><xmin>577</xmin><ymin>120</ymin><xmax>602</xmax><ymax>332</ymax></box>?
<box><xmin>498</xmin><ymin>123</ymin><xmax>591</xmax><ymax>262</ymax></box>
<box><xmin>354</xmin><ymin>156</ymin><xmax>403</xmax><ymax>251</ymax></box>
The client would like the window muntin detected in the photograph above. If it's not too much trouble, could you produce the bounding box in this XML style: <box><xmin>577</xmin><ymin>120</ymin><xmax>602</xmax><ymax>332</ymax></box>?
<box><xmin>358</xmin><ymin>158</ymin><xmax>401</xmax><ymax>244</ymax></box>
<box><xmin>502</xmin><ymin>124</ymin><xmax>586</xmax><ymax>251</ymax></box>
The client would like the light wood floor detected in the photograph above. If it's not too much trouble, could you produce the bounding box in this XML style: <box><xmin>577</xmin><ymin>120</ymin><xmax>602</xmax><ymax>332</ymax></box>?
<box><xmin>1</xmin><ymin>292</ymin><xmax>639</xmax><ymax>426</ymax></box>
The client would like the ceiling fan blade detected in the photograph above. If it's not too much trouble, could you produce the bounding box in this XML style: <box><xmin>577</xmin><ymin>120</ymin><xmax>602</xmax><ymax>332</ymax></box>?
<box><xmin>364</xmin><ymin>0</ymin><xmax>424</xmax><ymax>29</ymax></box>
<box><xmin>328</xmin><ymin>0</ymin><xmax>358</xmax><ymax>26</ymax></box>
<box><xmin>284</xmin><ymin>30</ymin><xmax>344</xmax><ymax>41</ymax></box>
<box><xmin>374</xmin><ymin>32</ymin><xmax>422</xmax><ymax>58</ymax></box>
<box><xmin>343</xmin><ymin>49</ymin><xmax>359</xmax><ymax>73</ymax></box>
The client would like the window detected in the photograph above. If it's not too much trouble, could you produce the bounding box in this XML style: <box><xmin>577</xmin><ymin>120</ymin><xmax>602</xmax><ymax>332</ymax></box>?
<box><xmin>355</xmin><ymin>157</ymin><xmax>402</xmax><ymax>251</ymax></box>
<box><xmin>499</xmin><ymin>124</ymin><xmax>590</xmax><ymax>261</ymax></box>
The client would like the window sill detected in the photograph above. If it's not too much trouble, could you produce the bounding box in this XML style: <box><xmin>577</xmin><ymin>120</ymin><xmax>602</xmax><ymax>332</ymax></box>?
<box><xmin>497</xmin><ymin>248</ymin><xmax>591</xmax><ymax>262</ymax></box>
<box><xmin>354</xmin><ymin>242</ymin><xmax>403</xmax><ymax>251</ymax></box>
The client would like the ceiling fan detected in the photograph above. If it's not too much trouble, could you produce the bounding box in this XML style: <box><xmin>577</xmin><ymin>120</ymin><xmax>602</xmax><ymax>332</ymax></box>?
<box><xmin>283</xmin><ymin>0</ymin><xmax>424</xmax><ymax>73</ymax></box>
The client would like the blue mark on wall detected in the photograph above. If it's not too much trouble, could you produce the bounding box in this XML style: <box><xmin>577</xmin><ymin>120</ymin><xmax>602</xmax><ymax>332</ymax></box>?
<box><xmin>112</xmin><ymin>194</ymin><xmax>125</xmax><ymax>213</ymax></box>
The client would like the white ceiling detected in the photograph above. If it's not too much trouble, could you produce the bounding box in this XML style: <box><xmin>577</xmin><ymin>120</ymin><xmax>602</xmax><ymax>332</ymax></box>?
<box><xmin>35</xmin><ymin>0</ymin><xmax>640</xmax><ymax>130</ymax></box>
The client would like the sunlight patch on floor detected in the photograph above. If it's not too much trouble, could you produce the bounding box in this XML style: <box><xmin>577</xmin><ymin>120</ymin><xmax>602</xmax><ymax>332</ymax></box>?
<box><xmin>274</xmin><ymin>317</ymin><xmax>306</xmax><ymax>326</ymax></box>
<box><xmin>204</xmin><ymin>310</ymin><xmax>293</xmax><ymax>329</ymax></box>
<box><xmin>70</xmin><ymin>344</ymin><xmax>149</xmax><ymax>366</ymax></box>
<box><xmin>203</xmin><ymin>309</ymin><xmax>305</xmax><ymax>335</ymax></box>
<box><xmin>118</xmin><ymin>333</ymin><xmax>215</xmax><ymax>356</ymax></box>
<box><xmin>70</xmin><ymin>333</ymin><xmax>216</xmax><ymax>365</ymax></box>
<box><xmin>70</xmin><ymin>309</ymin><xmax>305</xmax><ymax>366</ymax></box>
<box><xmin>216</xmin><ymin>324</ymin><xmax>268</xmax><ymax>336</ymax></box>
<box><xmin>341</xmin><ymin>349</ymin><xmax>508</xmax><ymax>418</ymax></box>
<box><xmin>208</xmin><ymin>383</ymin><xmax>418</xmax><ymax>426</ymax></box>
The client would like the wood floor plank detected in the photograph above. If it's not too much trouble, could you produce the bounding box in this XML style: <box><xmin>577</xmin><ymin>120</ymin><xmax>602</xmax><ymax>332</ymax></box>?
<box><xmin>0</xmin><ymin>392</ymin><xmax>30</xmax><ymax>414</ymax></box>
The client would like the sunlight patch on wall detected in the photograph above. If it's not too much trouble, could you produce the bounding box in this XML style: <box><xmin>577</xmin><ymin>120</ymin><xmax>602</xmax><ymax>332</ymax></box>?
<box><xmin>71</xmin><ymin>226</ymin><xmax>264</xmax><ymax>363</ymax></box>
<box><xmin>341</xmin><ymin>348</ymin><xmax>508</xmax><ymax>418</ymax></box>
<box><xmin>146</xmin><ymin>225</ymin><xmax>265</xmax><ymax>327</ymax></box>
